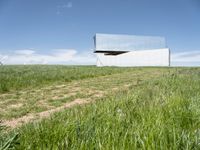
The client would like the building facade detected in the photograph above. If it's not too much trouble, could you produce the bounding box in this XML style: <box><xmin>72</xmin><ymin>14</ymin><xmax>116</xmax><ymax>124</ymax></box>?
<box><xmin>94</xmin><ymin>33</ymin><xmax>170</xmax><ymax>67</ymax></box>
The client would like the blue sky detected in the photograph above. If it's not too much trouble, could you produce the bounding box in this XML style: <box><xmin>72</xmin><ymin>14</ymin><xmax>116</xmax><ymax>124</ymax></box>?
<box><xmin>0</xmin><ymin>0</ymin><xmax>200</xmax><ymax>65</ymax></box>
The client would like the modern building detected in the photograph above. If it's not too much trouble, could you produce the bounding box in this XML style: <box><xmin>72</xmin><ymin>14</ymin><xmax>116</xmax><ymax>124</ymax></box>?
<box><xmin>94</xmin><ymin>33</ymin><xmax>170</xmax><ymax>67</ymax></box>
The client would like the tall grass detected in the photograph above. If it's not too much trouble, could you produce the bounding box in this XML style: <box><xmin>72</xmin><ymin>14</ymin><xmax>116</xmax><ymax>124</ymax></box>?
<box><xmin>0</xmin><ymin>122</ymin><xmax>19</xmax><ymax>150</ymax></box>
<box><xmin>0</xmin><ymin>65</ymin><xmax>137</xmax><ymax>93</ymax></box>
<box><xmin>3</xmin><ymin>68</ymin><xmax>200</xmax><ymax>149</ymax></box>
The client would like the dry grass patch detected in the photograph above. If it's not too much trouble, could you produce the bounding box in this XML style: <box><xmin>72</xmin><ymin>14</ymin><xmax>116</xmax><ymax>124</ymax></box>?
<box><xmin>2</xmin><ymin>98</ymin><xmax>91</xmax><ymax>128</ymax></box>
<box><xmin>0</xmin><ymin>68</ymin><xmax>169</xmax><ymax>128</ymax></box>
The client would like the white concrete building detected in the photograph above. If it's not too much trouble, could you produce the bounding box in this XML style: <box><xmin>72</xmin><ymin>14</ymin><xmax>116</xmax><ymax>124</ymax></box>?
<box><xmin>94</xmin><ymin>33</ymin><xmax>170</xmax><ymax>67</ymax></box>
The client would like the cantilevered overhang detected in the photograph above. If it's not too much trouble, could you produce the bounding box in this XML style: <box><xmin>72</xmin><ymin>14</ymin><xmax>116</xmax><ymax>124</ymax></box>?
<box><xmin>94</xmin><ymin>50</ymin><xmax>129</xmax><ymax>56</ymax></box>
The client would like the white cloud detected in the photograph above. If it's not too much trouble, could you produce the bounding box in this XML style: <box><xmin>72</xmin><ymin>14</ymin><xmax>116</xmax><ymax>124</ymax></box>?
<box><xmin>52</xmin><ymin>49</ymin><xmax>76</xmax><ymax>58</ymax></box>
<box><xmin>57</xmin><ymin>2</ymin><xmax>73</xmax><ymax>9</ymax></box>
<box><xmin>15</xmin><ymin>50</ymin><xmax>35</xmax><ymax>55</ymax></box>
<box><xmin>171</xmin><ymin>51</ymin><xmax>200</xmax><ymax>66</ymax></box>
<box><xmin>56</xmin><ymin>2</ymin><xmax>72</xmax><ymax>15</ymax></box>
<box><xmin>0</xmin><ymin>49</ymin><xmax>96</xmax><ymax>65</ymax></box>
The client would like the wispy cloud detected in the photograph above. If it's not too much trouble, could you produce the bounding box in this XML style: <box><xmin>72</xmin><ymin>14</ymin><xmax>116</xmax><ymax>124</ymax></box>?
<box><xmin>0</xmin><ymin>49</ymin><xmax>96</xmax><ymax>65</ymax></box>
<box><xmin>15</xmin><ymin>50</ymin><xmax>35</xmax><ymax>55</ymax></box>
<box><xmin>171</xmin><ymin>51</ymin><xmax>200</xmax><ymax>66</ymax></box>
<box><xmin>56</xmin><ymin>2</ymin><xmax>73</xmax><ymax>15</ymax></box>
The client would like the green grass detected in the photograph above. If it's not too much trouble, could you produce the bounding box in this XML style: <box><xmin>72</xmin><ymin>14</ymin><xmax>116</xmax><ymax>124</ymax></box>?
<box><xmin>0</xmin><ymin>66</ymin><xmax>167</xmax><ymax>120</ymax></box>
<box><xmin>0</xmin><ymin>65</ymin><xmax>139</xmax><ymax>93</ymax></box>
<box><xmin>1</xmin><ymin>67</ymin><xmax>200</xmax><ymax>149</ymax></box>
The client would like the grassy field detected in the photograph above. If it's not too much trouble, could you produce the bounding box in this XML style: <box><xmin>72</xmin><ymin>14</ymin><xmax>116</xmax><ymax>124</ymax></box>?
<box><xmin>0</xmin><ymin>66</ymin><xmax>200</xmax><ymax>149</ymax></box>
<box><xmin>0</xmin><ymin>65</ymin><xmax>136</xmax><ymax>93</ymax></box>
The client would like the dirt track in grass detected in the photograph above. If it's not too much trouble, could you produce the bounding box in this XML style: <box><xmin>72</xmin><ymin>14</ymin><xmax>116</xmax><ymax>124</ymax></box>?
<box><xmin>0</xmin><ymin>68</ymin><xmax>168</xmax><ymax>128</ymax></box>
<box><xmin>2</xmin><ymin>99</ymin><xmax>91</xmax><ymax>128</ymax></box>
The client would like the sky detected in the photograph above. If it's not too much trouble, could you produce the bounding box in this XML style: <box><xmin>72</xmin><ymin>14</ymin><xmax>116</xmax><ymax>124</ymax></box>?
<box><xmin>0</xmin><ymin>0</ymin><xmax>200</xmax><ymax>66</ymax></box>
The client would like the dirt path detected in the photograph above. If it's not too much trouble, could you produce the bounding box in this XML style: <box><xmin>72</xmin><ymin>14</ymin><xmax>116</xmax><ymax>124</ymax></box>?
<box><xmin>2</xmin><ymin>99</ymin><xmax>91</xmax><ymax>128</ymax></box>
<box><xmin>0</xmin><ymin>69</ymin><xmax>167</xmax><ymax>128</ymax></box>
